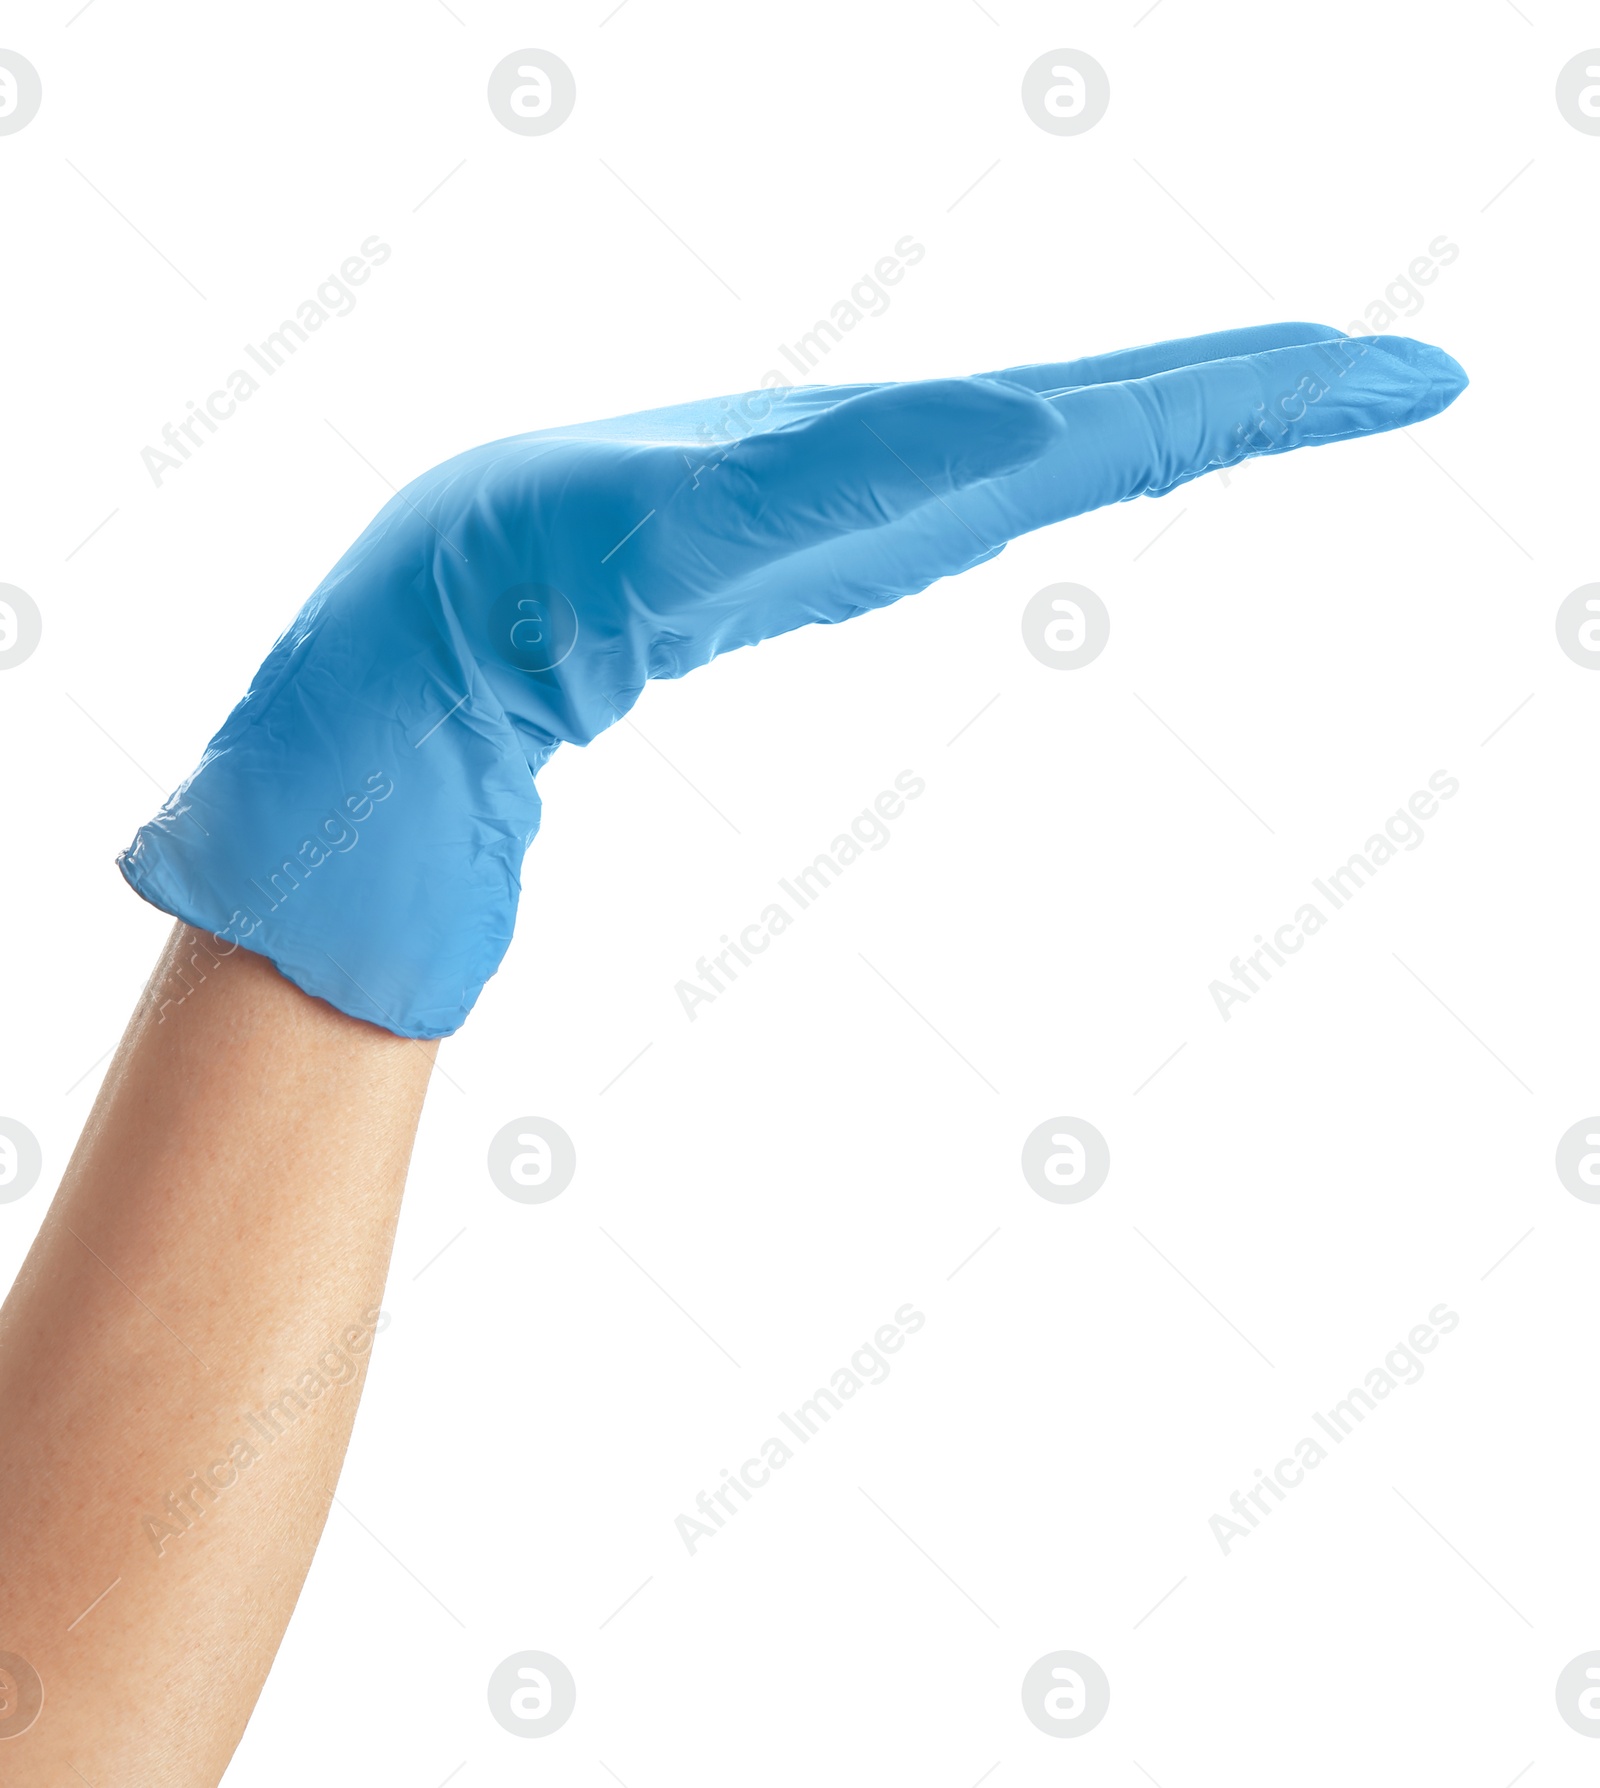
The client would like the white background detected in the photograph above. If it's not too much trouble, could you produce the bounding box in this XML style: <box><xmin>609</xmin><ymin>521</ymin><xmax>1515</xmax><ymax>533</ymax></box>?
<box><xmin>1</xmin><ymin>1</ymin><xmax>1596</xmax><ymax>1782</ymax></box>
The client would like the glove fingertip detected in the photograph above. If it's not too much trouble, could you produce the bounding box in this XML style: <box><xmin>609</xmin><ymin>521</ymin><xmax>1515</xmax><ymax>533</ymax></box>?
<box><xmin>952</xmin><ymin>376</ymin><xmax>1067</xmax><ymax>482</ymax></box>
<box><xmin>1356</xmin><ymin>333</ymin><xmax>1470</xmax><ymax>409</ymax></box>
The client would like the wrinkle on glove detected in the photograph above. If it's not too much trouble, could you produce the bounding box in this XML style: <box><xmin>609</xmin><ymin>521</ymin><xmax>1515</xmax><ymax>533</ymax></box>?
<box><xmin>119</xmin><ymin>322</ymin><xmax>1467</xmax><ymax>1037</ymax></box>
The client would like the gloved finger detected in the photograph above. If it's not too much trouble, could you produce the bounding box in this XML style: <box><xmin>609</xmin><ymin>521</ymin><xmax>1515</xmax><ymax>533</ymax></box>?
<box><xmin>982</xmin><ymin>320</ymin><xmax>1353</xmax><ymax>394</ymax></box>
<box><xmin>697</xmin><ymin>333</ymin><xmax>1468</xmax><ymax>644</ymax></box>
<box><xmin>950</xmin><ymin>332</ymin><xmax>1467</xmax><ymax>535</ymax></box>
<box><xmin>671</xmin><ymin>374</ymin><xmax>1064</xmax><ymax>583</ymax></box>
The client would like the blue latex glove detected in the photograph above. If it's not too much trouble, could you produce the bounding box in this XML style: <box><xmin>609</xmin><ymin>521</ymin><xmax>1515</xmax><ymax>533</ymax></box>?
<box><xmin>119</xmin><ymin>322</ymin><xmax>1467</xmax><ymax>1037</ymax></box>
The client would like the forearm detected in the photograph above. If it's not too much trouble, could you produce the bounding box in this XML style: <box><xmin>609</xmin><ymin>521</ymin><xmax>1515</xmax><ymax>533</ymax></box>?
<box><xmin>0</xmin><ymin>926</ymin><xmax>434</xmax><ymax>1785</ymax></box>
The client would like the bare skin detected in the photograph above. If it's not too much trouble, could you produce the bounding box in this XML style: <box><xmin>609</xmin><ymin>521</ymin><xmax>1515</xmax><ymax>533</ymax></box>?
<box><xmin>0</xmin><ymin>925</ymin><xmax>435</xmax><ymax>1785</ymax></box>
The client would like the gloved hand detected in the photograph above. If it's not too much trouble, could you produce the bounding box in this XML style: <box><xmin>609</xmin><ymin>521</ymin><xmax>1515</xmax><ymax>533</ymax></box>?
<box><xmin>119</xmin><ymin>322</ymin><xmax>1467</xmax><ymax>1037</ymax></box>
